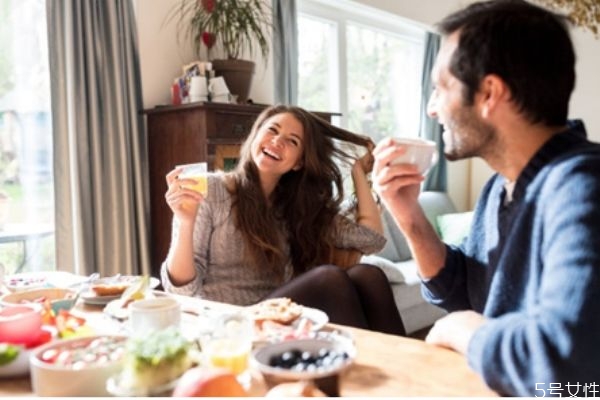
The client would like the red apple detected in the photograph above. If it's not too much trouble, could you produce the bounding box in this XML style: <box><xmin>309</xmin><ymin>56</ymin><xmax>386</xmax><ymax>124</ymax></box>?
<box><xmin>172</xmin><ymin>367</ymin><xmax>248</xmax><ymax>397</ymax></box>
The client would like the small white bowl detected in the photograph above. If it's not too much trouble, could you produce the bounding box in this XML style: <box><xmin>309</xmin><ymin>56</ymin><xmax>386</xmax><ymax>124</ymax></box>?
<box><xmin>29</xmin><ymin>335</ymin><xmax>127</xmax><ymax>396</ymax></box>
<box><xmin>251</xmin><ymin>337</ymin><xmax>356</xmax><ymax>396</ymax></box>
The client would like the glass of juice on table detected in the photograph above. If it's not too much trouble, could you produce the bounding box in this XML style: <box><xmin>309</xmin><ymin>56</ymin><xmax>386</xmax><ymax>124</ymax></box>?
<box><xmin>177</xmin><ymin>162</ymin><xmax>208</xmax><ymax>196</ymax></box>
<box><xmin>203</xmin><ymin>313</ymin><xmax>253</xmax><ymax>387</ymax></box>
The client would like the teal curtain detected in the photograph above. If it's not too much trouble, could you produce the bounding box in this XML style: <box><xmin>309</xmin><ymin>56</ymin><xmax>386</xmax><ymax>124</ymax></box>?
<box><xmin>46</xmin><ymin>0</ymin><xmax>150</xmax><ymax>277</ymax></box>
<box><xmin>421</xmin><ymin>32</ymin><xmax>446</xmax><ymax>191</ymax></box>
<box><xmin>272</xmin><ymin>0</ymin><xmax>298</xmax><ymax>105</ymax></box>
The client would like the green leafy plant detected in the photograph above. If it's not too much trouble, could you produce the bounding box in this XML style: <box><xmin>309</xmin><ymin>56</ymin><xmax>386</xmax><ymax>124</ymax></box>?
<box><xmin>167</xmin><ymin>0</ymin><xmax>272</xmax><ymax>62</ymax></box>
<box><xmin>532</xmin><ymin>0</ymin><xmax>600</xmax><ymax>35</ymax></box>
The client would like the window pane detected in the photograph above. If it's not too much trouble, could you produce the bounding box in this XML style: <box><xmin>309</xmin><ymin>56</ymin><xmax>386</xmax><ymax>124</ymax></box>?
<box><xmin>346</xmin><ymin>23</ymin><xmax>422</xmax><ymax>143</ymax></box>
<box><xmin>297</xmin><ymin>15</ymin><xmax>337</xmax><ymax>112</ymax></box>
<box><xmin>0</xmin><ymin>0</ymin><xmax>55</xmax><ymax>275</ymax></box>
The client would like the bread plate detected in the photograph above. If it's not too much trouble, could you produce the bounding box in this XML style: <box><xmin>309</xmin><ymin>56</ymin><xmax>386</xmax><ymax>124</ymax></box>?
<box><xmin>81</xmin><ymin>276</ymin><xmax>160</xmax><ymax>305</ymax></box>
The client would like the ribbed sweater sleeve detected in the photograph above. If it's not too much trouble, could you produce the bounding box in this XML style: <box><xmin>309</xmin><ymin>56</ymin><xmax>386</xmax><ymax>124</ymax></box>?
<box><xmin>422</xmin><ymin>129</ymin><xmax>600</xmax><ymax>396</ymax></box>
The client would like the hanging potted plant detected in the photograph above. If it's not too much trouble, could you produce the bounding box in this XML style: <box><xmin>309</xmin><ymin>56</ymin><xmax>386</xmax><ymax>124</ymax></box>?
<box><xmin>168</xmin><ymin>0</ymin><xmax>272</xmax><ymax>103</ymax></box>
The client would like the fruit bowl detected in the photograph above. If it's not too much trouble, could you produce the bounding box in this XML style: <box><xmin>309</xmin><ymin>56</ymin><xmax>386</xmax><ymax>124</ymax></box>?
<box><xmin>251</xmin><ymin>337</ymin><xmax>356</xmax><ymax>396</ymax></box>
<box><xmin>1</xmin><ymin>287</ymin><xmax>78</xmax><ymax>315</ymax></box>
<box><xmin>30</xmin><ymin>335</ymin><xmax>127</xmax><ymax>396</ymax></box>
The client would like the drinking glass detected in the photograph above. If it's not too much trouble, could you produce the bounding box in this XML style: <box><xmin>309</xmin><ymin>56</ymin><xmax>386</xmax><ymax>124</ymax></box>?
<box><xmin>177</xmin><ymin>162</ymin><xmax>208</xmax><ymax>196</ymax></box>
<box><xmin>203</xmin><ymin>312</ymin><xmax>253</xmax><ymax>387</ymax></box>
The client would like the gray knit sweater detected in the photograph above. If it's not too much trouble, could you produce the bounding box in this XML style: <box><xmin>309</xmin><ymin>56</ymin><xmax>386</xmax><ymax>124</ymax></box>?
<box><xmin>161</xmin><ymin>173</ymin><xmax>386</xmax><ymax>305</ymax></box>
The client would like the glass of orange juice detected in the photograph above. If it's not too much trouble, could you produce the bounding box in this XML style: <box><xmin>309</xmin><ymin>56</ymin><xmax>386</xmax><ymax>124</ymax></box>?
<box><xmin>177</xmin><ymin>162</ymin><xmax>208</xmax><ymax>196</ymax></box>
<box><xmin>203</xmin><ymin>313</ymin><xmax>253</xmax><ymax>387</ymax></box>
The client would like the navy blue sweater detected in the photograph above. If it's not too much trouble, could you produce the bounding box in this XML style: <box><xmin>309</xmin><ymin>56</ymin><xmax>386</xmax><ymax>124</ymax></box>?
<box><xmin>422</xmin><ymin>123</ymin><xmax>600</xmax><ymax>396</ymax></box>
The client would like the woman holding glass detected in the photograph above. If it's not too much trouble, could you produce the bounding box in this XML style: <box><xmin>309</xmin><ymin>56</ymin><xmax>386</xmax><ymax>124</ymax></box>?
<box><xmin>161</xmin><ymin>105</ymin><xmax>405</xmax><ymax>336</ymax></box>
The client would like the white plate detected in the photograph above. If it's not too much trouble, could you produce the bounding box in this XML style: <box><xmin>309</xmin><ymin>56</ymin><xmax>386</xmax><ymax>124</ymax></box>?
<box><xmin>295</xmin><ymin>306</ymin><xmax>329</xmax><ymax>331</ymax></box>
<box><xmin>103</xmin><ymin>290</ymin><xmax>170</xmax><ymax>320</ymax></box>
<box><xmin>106</xmin><ymin>372</ymin><xmax>179</xmax><ymax>397</ymax></box>
<box><xmin>4</xmin><ymin>273</ymin><xmax>49</xmax><ymax>292</ymax></box>
<box><xmin>81</xmin><ymin>276</ymin><xmax>160</xmax><ymax>305</ymax></box>
<box><xmin>252</xmin><ymin>306</ymin><xmax>329</xmax><ymax>344</ymax></box>
<box><xmin>4</xmin><ymin>271</ymin><xmax>87</xmax><ymax>292</ymax></box>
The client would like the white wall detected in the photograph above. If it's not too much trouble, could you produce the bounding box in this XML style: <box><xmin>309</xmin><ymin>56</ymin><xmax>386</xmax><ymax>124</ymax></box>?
<box><xmin>134</xmin><ymin>0</ymin><xmax>273</xmax><ymax>109</ymax></box>
<box><xmin>465</xmin><ymin>26</ymin><xmax>600</xmax><ymax>207</ymax></box>
<box><xmin>135</xmin><ymin>0</ymin><xmax>600</xmax><ymax>210</ymax></box>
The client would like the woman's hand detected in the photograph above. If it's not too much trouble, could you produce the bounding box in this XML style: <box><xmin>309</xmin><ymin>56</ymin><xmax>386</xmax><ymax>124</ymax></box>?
<box><xmin>353</xmin><ymin>139</ymin><xmax>376</xmax><ymax>175</ymax></box>
<box><xmin>165</xmin><ymin>167</ymin><xmax>205</xmax><ymax>225</ymax></box>
<box><xmin>350</xmin><ymin>139</ymin><xmax>383</xmax><ymax>235</ymax></box>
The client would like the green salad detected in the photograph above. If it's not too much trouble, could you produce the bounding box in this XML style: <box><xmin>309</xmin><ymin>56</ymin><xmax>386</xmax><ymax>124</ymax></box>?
<box><xmin>122</xmin><ymin>327</ymin><xmax>192</xmax><ymax>389</ymax></box>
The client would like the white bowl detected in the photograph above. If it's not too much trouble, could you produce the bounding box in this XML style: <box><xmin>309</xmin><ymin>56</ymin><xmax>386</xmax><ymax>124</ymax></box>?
<box><xmin>1</xmin><ymin>287</ymin><xmax>78</xmax><ymax>314</ymax></box>
<box><xmin>0</xmin><ymin>345</ymin><xmax>31</xmax><ymax>377</ymax></box>
<box><xmin>30</xmin><ymin>335</ymin><xmax>127</xmax><ymax>396</ymax></box>
<box><xmin>251</xmin><ymin>337</ymin><xmax>356</xmax><ymax>396</ymax></box>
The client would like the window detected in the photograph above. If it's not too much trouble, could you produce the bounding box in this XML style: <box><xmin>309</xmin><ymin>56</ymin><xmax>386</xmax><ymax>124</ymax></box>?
<box><xmin>0</xmin><ymin>0</ymin><xmax>55</xmax><ymax>275</ymax></box>
<box><xmin>298</xmin><ymin>0</ymin><xmax>425</xmax><ymax>145</ymax></box>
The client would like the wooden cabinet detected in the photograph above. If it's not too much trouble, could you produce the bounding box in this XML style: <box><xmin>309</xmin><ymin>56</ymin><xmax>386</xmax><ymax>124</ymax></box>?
<box><xmin>143</xmin><ymin>102</ymin><xmax>337</xmax><ymax>276</ymax></box>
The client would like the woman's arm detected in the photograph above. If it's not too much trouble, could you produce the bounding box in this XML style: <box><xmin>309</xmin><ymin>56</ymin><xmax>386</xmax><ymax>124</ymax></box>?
<box><xmin>163</xmin><ymin>167</ymin><xmax>204</xmax><ymax>286</ymax></box>
<box><xmin>351</xmin><ymin>142</ymin><xmax>383</xmax><ymax>235</ymax></box>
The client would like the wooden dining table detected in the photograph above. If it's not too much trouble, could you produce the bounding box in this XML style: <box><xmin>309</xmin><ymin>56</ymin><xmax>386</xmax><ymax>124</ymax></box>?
<box><xmin>0</xmin><ymin>292</ymin><xmax>497</xmax><ymax>397</ymax></box>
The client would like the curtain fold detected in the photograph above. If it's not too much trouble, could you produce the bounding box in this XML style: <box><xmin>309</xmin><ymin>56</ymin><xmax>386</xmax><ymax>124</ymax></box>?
<box><xmin>46</xmin><ymin>0</ymin><xmax>150</xmax><ymax>277</ymax></box>
<box><xmin>272</xmin><ymin>0</ymin><xmax>298</xmax><ymax>105</ymax></box>
<box><xmin>420</xmin><ymin>32</ymin><xmax>446</xmax><ymax>192</ymax></box>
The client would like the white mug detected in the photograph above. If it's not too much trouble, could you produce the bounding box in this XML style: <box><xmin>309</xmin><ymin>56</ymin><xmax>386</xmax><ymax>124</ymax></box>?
<box><xmin>129</xmin><ymin>297</ymin><xmax>181</xmax><ymax>335</ymax></box>
<box><xmin>390</xmin><ymin>137</ymin><xmax>438</xmax><ymax>175</ymax></box>
<box><xmin>208</xmin><ymin>76</ymin><xmax>230</xmax><ymax>96</ymax></box>
<box><xmin>189</xmin><ymin>76</ymin><xmax>208</xmax><ymax>103</ymax></box>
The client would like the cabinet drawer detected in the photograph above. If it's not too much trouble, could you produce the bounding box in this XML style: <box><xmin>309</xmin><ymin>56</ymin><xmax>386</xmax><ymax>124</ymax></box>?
<box><xmin>210</xmin><ymin>111</ymin><xmax>259</xmax><ymax>139</ymax></box>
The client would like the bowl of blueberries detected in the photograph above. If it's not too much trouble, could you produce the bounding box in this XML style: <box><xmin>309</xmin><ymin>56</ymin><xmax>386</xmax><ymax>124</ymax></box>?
<box><xmin>251</xmin><ymin>336</ymin><xmax>356</xmax><ymax>396</ymax></box>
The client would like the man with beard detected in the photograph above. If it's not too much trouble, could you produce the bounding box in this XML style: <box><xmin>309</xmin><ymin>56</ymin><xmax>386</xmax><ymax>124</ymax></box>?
<box><xmin>372</xmin><ymin>0</ymin><xmax>600</xmax><ymax>396</ymax></box>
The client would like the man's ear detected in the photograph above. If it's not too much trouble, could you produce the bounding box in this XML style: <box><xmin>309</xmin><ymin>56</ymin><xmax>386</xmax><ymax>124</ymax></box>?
<box><xmin>478</xmin><ymin>74</ymin><xmax>509</xmax><ymax>119</ymax></box>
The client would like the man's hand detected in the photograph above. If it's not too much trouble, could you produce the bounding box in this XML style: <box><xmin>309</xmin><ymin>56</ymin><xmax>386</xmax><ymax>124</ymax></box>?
<box><xmin>425</xmin><ymin>310</ymin><xmax>487</xmax><ymax>355</ymax></box>
<box><xmin>372</xmin><ymin>138</ymin><xmax>424</xmax><ymax>225</ymax></box>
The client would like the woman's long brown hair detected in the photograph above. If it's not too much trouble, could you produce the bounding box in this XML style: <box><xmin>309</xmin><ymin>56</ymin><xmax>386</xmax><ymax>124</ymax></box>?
<box><xmin>226</xmin><ymin>105</ymin><xmax>371</xmax><ymax>279</ymax></box>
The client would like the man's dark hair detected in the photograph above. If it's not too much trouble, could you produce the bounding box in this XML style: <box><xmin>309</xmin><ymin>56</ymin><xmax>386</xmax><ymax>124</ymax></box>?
<box><xmin>437</xmin><ymin>0</ymin><xmax>575</xmax><ymax>126</ymax></box>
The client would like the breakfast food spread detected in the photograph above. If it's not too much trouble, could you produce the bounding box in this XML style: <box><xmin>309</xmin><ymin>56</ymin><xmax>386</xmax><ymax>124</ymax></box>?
<box><xmin>247</xmin><ymin>297</ymin><xmax>303</xmax><ymax>324</ymax></box>
<box><xmin>38</xmin><ymin>336</ymin><xmax>126</xmax><ymax>369</ymax></box>
<box><xmin>91</xmin><ymin>284</ymin><xmax>129</xmax><ymax>297</ymax></box>
<box><xmin>172</xmin><ymin>367</ymin><xmax>248</xmax><ymax>397</ymax></box>
<box><xmin>120</xmin><ymin>327</ymin><xmax>192</xmax><ymax>390</ymax></box>
<box><xmin>267</xmin><ymin>346</ymin><xmax>350</xmax><ymax>371</ymax></box>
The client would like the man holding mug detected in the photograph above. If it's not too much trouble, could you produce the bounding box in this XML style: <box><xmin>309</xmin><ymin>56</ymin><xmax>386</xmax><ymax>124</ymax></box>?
<box><xmin>373</xmin><ymin>0</ymin><xmax>600</xmax><ymax>396</ymax></box>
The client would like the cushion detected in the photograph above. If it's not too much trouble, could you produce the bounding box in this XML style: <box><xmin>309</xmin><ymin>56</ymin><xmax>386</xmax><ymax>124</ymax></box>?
<box><xmin>419</xmin><ymin>191</ymin><xmax>458</xmax><ymax>226</ymax></box>
<box><xmin>376</xmin><ymin>206</ymin><xmax>412</xmax><ymax>262</ymax></box>
<box><xmin>436</xmin><ymin>211</ymin><xmax>474</xmax><ymax>246</ymax></box>
<box><xmin>360</xmin><ymin>255</ymin><xmax>406</xmax><ymax>284</ymax></box>
<box><xmin>375</xmin><ymin>192</ymin><xmax>457</xmax><ymax>262</ymax></box>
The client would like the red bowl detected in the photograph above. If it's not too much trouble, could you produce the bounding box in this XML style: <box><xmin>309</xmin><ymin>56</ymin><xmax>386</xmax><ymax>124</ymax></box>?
<box><xmin>0</xmin><ymin>304</ymin><xmax>43</xmax><ymax>346</ymax></box>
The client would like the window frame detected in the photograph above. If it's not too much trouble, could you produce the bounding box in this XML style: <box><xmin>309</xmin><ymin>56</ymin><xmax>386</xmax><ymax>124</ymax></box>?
<box><xmin>297</xmin><ymin>0</ymin><xmax>426</xmax><ymax>129</ymax></box>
